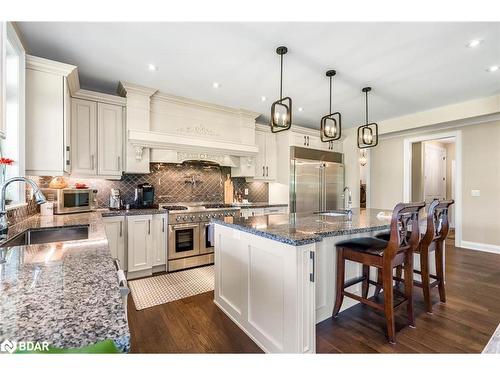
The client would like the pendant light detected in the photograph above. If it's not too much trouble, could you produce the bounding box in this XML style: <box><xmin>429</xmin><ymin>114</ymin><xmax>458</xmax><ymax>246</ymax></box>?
<box><xmin>320</xmin><ymin>70</ymin><xmax>342</xmax><ymax>142</ymax></box>
<box><xmin>357</xmin><ymin>87</ymin><xmax>378</xmax><ymax>149</ymax></box>
<box><xmin>270</xmin><ymin>46</ymin><xmax>292</xmax><ymax>133</ymax></box>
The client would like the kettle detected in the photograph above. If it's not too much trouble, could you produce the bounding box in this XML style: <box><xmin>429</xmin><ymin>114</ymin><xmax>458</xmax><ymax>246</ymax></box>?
<box><xmin>109</xmin><ymin>189</ymin><xmax>122</xmax><ymax>210</ymax></box>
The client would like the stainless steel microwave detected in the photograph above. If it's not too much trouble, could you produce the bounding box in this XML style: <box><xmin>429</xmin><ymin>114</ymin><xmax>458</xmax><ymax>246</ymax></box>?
<box><xmin>41</xmin><ymin>188</ymin><xmax>96</xmax><ymax>214</ymax></box>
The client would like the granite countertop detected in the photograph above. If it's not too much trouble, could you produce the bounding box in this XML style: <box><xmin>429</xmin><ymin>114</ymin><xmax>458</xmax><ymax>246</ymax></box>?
<box><xmin>234</xmin><ymin>203</ymin><xmax>288</xmax><ymax>208</ymax></box>
<box><xmin>100</xmin><ymin>208</ymin><xmax>168</xmax><ymax>217</ymax></box>
<box><xmin>0</xmin><ymin>212</ymin><xmax>130</xmax><ymax>352</ymax></box>
<box><xmin>212</xmin><ymin>208</ymin><xmax>392</xmax><ymax>246</ymax></box>
<box><xmin>483</xmin><ymin>324</ymin><xmax>500</xmax><ymax>353</ymax></box>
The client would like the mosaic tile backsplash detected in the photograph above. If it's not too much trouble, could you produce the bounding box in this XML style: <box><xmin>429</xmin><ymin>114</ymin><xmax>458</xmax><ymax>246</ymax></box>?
<box><xmin>31</xmin><ymin>163</ymin><xmax>269</xmax><ymax>209</ymax></box>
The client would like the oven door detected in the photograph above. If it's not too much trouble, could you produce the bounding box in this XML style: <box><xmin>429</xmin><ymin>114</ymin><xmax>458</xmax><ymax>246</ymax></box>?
<box><xmin>168</xmin><ymin>223</ymin><xmax>200</xmax><ymax>260</ymax></box>
<box><xmin>56</xmin><ymin>189</ymin><xmax>93</xmax><ymax>214</ymax></box>
<box><xmin>199</xmin><ymin>222</ymin><xmax>214</xmax><ymax>254</ymax></box>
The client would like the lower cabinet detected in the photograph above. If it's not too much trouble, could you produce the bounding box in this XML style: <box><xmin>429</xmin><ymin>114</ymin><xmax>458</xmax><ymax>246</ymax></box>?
<box><xmin>127</xmin><ymin>215</ymin><xmax>154</xmax><ymax>273</ymax></box>
<box><xmin>152</xmin><ymin>214</ymin><xmax>167</xmax><ymax>266</ymax></box>
<box><xmin>103</xmin><ymin>216</ymin><xmax>126</xmax><ymax>269</ymax></box>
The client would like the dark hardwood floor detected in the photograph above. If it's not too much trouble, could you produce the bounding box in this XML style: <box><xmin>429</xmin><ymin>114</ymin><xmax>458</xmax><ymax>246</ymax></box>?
<box><xmin>127</xmin><ymin>240</ymin><xmax>500</xmax><ymax>353</ymax></box>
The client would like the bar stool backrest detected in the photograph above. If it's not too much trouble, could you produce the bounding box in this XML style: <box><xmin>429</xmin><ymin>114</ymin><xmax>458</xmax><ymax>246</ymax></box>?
<box><xmin>384</xmin><ymin>202</ymin><xmax>426</xmax><ymax>261</ymax></box>
<box><xmin>433</xmin><ymin>199</ymin><xmax>454</xmax><ymax>241</ymax></box>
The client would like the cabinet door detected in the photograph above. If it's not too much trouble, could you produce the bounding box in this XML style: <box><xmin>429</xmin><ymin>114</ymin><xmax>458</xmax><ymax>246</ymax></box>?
<box><xmin>127</xmin><ymin>215</ymin><xmax>153</xmax><ymax>272</ymax></box>
<box><xmin>265</xmin><ymin>133</ymin><xmax>277</xmax><ymax>180</ymax></box>
<box><xmin>97</xmin><ymin>103</ymin><xmax>123</xmax><ymax>177</ymax></box>
<box><xmin>152</xmin><ymin>214</ymin><xmax>167</xmax><ymax>266</ymax></box>
<box><xmin>71</xmin><ymin>98</ymin><xmax>97</xmax><ymax>176</ymax></box>
<box><xmin>292</xmin><ymin>133</ymin><xmax>308</xmax><ymax>147</ymax></box>
<box><xmin>254</xmin><ymin>131</ymin><xmax>267</xmax><ymax>179</ymax></box>
<box><xmin>26</xmin><ymin>69</ymin><xmax>65</xmax><ymax>175</ymax></box>
<box><xmin>307</xmin><ymin>135</ymin><xmax>322</xmax><ymax>150</ymax></box>
<box><xmin>103</xmin><ymin>216</ymin><xmax>126</xmax><ymax>269</ymax></box>
<box><xmin>63</xmin><ymin>78</ymin><xmax>71</xmax><ymax>173</ymax></box>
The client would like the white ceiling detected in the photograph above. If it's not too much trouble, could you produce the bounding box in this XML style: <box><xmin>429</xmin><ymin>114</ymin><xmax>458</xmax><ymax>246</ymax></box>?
<box><xmin>17</xmin><ymin>22</ymin><xmax>500</xmax><ymax>129</ymax></box>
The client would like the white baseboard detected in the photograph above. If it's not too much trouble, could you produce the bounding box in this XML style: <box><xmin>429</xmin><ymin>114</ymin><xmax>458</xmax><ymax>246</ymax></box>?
<box><xmin>460</xmin><ymin>241</ymin><xmax>500</xmax><ymax>255</ymax></box>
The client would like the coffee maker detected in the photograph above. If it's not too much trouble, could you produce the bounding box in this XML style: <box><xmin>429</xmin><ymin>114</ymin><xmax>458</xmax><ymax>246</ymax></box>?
<box><xmin>134</xmin><ymin>183</ymin><xmax>155</xmax><ymax>208</ymax></box>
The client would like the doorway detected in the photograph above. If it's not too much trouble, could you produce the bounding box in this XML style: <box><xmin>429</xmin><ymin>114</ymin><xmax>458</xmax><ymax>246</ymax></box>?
<box><xmin>403</xmin><ymin>131</ymin><xmax>462</xmax><ymax>247</ymax></box>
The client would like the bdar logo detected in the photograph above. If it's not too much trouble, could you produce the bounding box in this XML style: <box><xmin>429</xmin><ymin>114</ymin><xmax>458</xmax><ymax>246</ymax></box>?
<box><xmin>0</xmin><ymin>339</ymin><xmax>17</xmax><ymax>354</ymax></box>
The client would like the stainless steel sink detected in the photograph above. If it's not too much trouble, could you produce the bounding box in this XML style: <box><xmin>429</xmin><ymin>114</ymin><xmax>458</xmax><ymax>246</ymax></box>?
<box><xmin>315</xmin><ymin>210</ymin><xmax>351</xmax><ymax>217</ymax></box>
<box><xmin>0</xmin><ymin>225</ymin><xmax>89</xmax><ymax>247</ymax></box>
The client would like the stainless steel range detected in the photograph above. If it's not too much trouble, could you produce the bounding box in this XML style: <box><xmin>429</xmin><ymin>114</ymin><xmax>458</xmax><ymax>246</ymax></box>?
<box><xmin>159</xmin><ymin>203</ymin><xmax>240</xmax><ymax>272</ymax></box>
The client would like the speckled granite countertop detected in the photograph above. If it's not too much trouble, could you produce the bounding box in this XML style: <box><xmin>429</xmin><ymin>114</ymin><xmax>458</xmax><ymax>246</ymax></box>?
<box><xmin>234</xmin><ymin>203</ymin><xmax>288</xmax><ymax>208</ymax></box>
<box><xmin>100</xmin><ymin>208</ymin><xmax>168</xmax><ymax>217</ymax></box>
<box><xmin>483</xmin><ymin>324</ymin><xmax>500</xmax><ymax>353</ymax></box>
<box><xmin>212</xmin><ymin>208</ymin><xmax>392</xmax><ymax>246</ymax></box>
<box><xmin>0</xmin><ymin>212</ymin><xmax>130</xmax><ymax>352</ymax></box>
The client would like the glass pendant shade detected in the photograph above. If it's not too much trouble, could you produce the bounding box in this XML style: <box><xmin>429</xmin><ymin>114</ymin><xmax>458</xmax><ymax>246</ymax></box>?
<box><xmin>357</xmin><ymin>87</ymin><xmax>379</xmax><ymax>149</ymax></box>
<box><xmin>270</xmin><ymin>46</ymin><xmax>292</xmax><ymax>133</ymax></box>
<box><xmin>320</xmin><ymin>70</ymin><xmax>341</xmax><ymax>142</ymax></box>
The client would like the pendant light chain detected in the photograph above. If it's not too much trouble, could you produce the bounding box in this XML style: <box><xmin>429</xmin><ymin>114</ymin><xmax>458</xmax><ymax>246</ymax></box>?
<box><xmin>365</xmin><ymin>89</ymin><xmax>369</xmax><ymax>125</ymax></box>
<box><xmin>329</xmin><ymin>75</ymin><xmax>333</xmax><ymax>114</ymax></box>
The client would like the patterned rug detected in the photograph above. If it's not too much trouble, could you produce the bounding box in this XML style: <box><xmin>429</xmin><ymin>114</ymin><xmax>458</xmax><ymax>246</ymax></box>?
<box><xmin>129</xmin><ymin>265</ymin><xmax>215</xmax><ymax>310</ymax></box>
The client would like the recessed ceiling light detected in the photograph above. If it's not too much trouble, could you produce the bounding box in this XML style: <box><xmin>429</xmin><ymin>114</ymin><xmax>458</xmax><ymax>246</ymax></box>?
<box><xmin>298</xmin><ymin>107</ymin><xmax>304</xmax><ymax>112</ymax></box>
<box><xmin>466</xmin><ymin>39</ymin><xmax>483</xmax><ymax>48</ymax></box>
<box><xmin>261</xmin><ymin>96</ymin><xmax>267</xmax><ymax>102</ymax></box>
<box><xmin>148</xmin><ymin>64</ymin><xmax>158</xmax><ymax>71</ymax></box>
<box><xmin>487</xmin><ymin>65</ymin><xmax>499</xmax><ymax>72</ymax></box>
<box><xmin>212</xmin><ymin>82</ymin><xmax>220</xmax><ymax>88</ymax></box>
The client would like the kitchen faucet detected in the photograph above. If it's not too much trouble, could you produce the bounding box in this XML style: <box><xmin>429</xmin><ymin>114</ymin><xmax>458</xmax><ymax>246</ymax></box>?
<box><xmin>343</xmin><ymin>186</ymin><xmax>353</xmax><ymax>220</ymax></box>
<box><xmin>0</xmin><ymin>177</ymin><xmax>46</xmax><ymax>241</ymax></box>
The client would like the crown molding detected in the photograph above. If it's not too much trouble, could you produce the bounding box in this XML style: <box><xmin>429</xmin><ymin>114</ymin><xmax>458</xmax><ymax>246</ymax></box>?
<box><xmin>26</xmin><ymin>55</ymin><xmax>77</xmax><ymax>77</ymax></box>
<box><xmin>117</xmin><ymin>81</ymin><xmax>158</xmax><ymax>97</ymax></box>
<box><xmin>152</xmin><ymin>91</ymin><xmax>260</xmax><ymax>119</ymax></box>
<box><xmin>72</xmin><ymin>89</ymin><xmax>126</xmax><ymax>106</ymax></box>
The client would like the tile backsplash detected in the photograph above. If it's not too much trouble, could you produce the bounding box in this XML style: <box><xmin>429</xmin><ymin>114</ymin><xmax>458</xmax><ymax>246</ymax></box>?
<box><xmin>31</xmin><ymin>163</ymin><xmax>269</xmax><ymax>209</ymax></box>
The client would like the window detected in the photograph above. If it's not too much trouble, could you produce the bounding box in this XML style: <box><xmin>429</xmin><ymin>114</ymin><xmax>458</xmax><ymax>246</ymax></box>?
<box><xmin>0</xmin><ymin>22</ymin><xmax>25</xmax><ymax>207</ymax></box>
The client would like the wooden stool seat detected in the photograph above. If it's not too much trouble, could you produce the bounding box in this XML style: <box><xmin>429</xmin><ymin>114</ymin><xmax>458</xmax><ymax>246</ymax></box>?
<box><xmin>336</xmin><ymin>237</ymin><xmax>390</xmax><ymax>256</ymax></box>
<box><xmin>332</xmin><ymin>202</ymin><xmax>425</xmax><ymax>344</ymax></box>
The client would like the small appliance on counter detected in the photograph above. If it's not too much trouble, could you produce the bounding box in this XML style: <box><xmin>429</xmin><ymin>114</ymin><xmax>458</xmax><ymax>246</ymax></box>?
<box><xmin>133</xmin><ymin>183</ymin><xmax>155</xmax><ymax>208</ymax></box>
<box><xmin>109</xmin><ymin>188</ymin><xmax>122</xmax><ymax>210</ymax></box>
<box><xmin>41</xmin><ymin>188</ymin><xmax>97</xmax><ymax>214</ymax></box>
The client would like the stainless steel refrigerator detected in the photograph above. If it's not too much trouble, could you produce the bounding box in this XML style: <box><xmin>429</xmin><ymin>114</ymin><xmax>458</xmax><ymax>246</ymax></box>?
<box><xmin>290</xmin><ymin>146</ymin><xmax>345</xmax><ymax>214</ymax></box>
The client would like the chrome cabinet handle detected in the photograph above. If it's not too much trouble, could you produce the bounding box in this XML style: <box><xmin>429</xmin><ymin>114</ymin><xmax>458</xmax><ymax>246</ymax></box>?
<box><xmin>304</xmin><ymin>136</ymin><xmax>306</xmax><ymax>146</ymax></box>
<box><xmin>262</xmin><ymin>166</ymin><xmax>265</xmax><ymax>176</ymax></box>
<box><xmin>119</xmin><ymin>221</ymin><xmax>122</xmax><ymax>237</ymax></box>
<box><xmin>307</xmin><ymin>136</ymin><xmax>310</xmax><ymax>146</ymax></box>
<box><xmin>117</xmin><ymin>156</ymin><xmax>121</xmax><ymax>170</ymax></box>
<box><xmin>148</xmin><ymin>220</ymin><xmax>151</xmax><ymax>235</ymax></box>
<box><xmin>310</xmin><ymin>251</ymin><xmax>315</xmax><ymax>282</ymax></box>
<box><xmin>266</xmin><ymin>166</ymin><xmax>269</xmax><ymax>177</ymax></box>
<box><xmin>162</xmin><ymin>217</ymin><xmax>165</xmax><ymax>232</ymax></box>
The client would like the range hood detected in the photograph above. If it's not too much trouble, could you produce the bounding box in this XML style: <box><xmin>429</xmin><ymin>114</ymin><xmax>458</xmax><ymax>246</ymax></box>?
<box><xmin>128</xmin><ymin>130</ymin><xmax>259</xmax><ymax>157</ymax></box>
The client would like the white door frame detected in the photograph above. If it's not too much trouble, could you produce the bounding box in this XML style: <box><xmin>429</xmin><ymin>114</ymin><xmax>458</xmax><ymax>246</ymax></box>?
<box><xmin>403</xmin><ymin>130</ymin><xmax>462</xmax><ymax>248</ymax></box>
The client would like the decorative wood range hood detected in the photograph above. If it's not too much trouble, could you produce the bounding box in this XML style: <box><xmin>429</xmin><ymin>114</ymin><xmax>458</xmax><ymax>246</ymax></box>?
<box><xmin>118</xmin><ymin>82</ymin><xmax>260</xmax><ymax>172</ymax></box>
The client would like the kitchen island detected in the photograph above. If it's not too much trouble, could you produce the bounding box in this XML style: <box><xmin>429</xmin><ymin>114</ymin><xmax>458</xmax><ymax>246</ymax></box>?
<box><xmin>212</xmin><ymin>208</ymin><xmax>393</xmax><ymax>353</ymax></box>
<box><xmin>0</xmin><ymin>212</ymin><xmax>130</xmax><ymax>352</ymax></box>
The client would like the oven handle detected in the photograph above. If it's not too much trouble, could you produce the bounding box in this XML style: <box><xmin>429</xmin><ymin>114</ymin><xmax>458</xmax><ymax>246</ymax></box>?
<box><xmin>171</xmin><ymin>224</ymin><xmax>199</xmax><ymax>230</ymax></box>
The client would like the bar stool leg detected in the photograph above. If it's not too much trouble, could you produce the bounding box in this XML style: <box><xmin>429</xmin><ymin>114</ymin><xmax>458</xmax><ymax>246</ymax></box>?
<box><xmin>332</xmin><ymin>248</ymin><xmax>345</xmax><ymax>318</ymax></box>
<box><xmin>374</xmin><ymin>268</ymin><xmax>383</xmax><ymax>297</ymax></box>
<box><xmin>382</xmin><ymin>264</ymin><xmax>396</xmax><ymax>344</ymax></box>
<box><xmin>362</xmin><ymin>265</ymin><xmax>370</xmax><ymax>299</ymax></box>
<box><xmin>404</xmin><ymin>252</ymin><xmax>415</xmax><ymax>328</ymax></box>
<box><xmin>420</xmin><ymin>245</ymin><xmax>432</xmax><ymax>313</ymax></box>
<box><xmin>435</xmin><ymin>241</ymin><xmax>446</xmax><ymax>303</ymax></box>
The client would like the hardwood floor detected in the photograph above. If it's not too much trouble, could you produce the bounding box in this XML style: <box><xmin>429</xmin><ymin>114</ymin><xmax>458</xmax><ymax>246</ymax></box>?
<box><xmin>127</xmin><ymin>241</ymin><xmax>500</xmax><ymax>353</ymax></box>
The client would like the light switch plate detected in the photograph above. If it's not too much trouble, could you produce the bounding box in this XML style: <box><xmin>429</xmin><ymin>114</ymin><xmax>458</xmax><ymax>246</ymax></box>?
<box><xmin>471</xmin><ymin>189</ymin><xmax>481</xmax><ymax>197</ymax></box>
<box><xmin>244</xmin><ymin>188</ymin><xmax>249</xmax><ymax>195</ymax></box>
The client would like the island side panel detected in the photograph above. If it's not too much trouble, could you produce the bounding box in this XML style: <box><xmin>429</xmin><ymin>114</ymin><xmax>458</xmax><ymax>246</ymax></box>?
<box><xmin>213</xmin><ymin>223</ymin><xmax>316</xmax><ymax>353</ymax></box>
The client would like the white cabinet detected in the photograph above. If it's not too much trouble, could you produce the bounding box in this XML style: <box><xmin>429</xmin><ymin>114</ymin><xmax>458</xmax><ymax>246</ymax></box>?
<box><xmin>292</xmin><ymin>132</ymin><xmax>323</xmax><ymax>150</ymax></box>
<box><xmin>25</xmin><ymin>56</ymin><xmax>76</xmax><ymax>175</ymax></box>
<box><xmin>97</xmin><ymin>103</ymin><xmax>123</xmax><ymax>177</ymax></box>
<box><xmin>71</xmin><ymin>98</ymin><xmax>97</xmax><ymax>176</ymax></box>
<box><xmin>71</xmin><ymin>98</ymin><xmax>124</xmax><ymax>179</ymax></box>
<box><xmin>127</xmin><ymin>215</ymin><xmax>153</xmax><ymax>273</ymax></box>
<box><xmin>152</xmin><ymin>213</ymin><xmax>167</xmax><ymax>266</ymax></box>
<box><xmin>103</xmin><ymin>216</ymin><xmax>126</xmax><ymax>269</ymax></box>
<box><xmin>253</xmin><ymin>130</ymin><xmax>277</xmax><ymax>181</ymax></box>
<box><xmin>0</xmin><ymin>22</ymin><xmax>6</xmax><ymax>139</ymax></box>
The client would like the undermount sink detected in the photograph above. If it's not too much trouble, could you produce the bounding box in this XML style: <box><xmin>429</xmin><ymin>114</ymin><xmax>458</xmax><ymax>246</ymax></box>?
<box><xmin>0</xmin><ymin>225</ymin><xmax>90</xmax><ymax>247</ymax></box>
<box><xmin>315</xmin><ymin>210</ymin><xmax>350</xmax><ymax>217</ymax></box>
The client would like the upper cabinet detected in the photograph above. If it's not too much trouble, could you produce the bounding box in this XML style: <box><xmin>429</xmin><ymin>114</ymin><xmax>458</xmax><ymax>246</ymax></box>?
<box><xmin>71</xmin><ymin>97</ymin><xmax>125</xmax><ymax>179</ymax></box>
<box><xmin>25</xmin><ymin>55</ymin><xmax>77</xmax><ymax>176</ymax></box>
<box><xmin>253</xmin><ymin>129</ymin><xmax>277</xmax><ymax>181</ymax></box>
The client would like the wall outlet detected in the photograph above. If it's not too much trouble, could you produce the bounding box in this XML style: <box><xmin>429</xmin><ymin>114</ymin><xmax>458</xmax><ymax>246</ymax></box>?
<box><xmin>244</xmin><ymin>188</ymin><xmax>249</xmax><ymax>196</ymax></box>
<box><xmin>471</xmin><ymin>189</ymin><xmax>481</xmax><ymax>197</ymax></box>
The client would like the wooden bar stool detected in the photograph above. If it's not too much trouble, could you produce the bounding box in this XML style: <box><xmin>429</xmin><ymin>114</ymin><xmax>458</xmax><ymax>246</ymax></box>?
<box><xmin>332</xmin><ymin>202</ymin><xmax>425</xmax><ymax>344</ymax></box>
<box><xmin>376</xmin><ymin>199</ymin><xmax>454</xmax><ymax>313</ymax></box>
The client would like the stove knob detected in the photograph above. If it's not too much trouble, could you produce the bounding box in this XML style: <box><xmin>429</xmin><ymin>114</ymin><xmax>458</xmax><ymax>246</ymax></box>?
<box><xmin>191</xmin><ymin>215</ymin><xmax>196</xmax><ymax>220</ymax></box>
<box><xmin>176</xmin><ymin>216</ymin><xmax>181</xmax><ymax>222</ymax></box>
<box><xmin>183</xmin><ymin>217</ymin><xmax>188</xmax><ymax>221</ymax></box>
<box><xmin>199</xmin><ymin>214</ymin><xmax>204</xmax><ymax>220</ymax></box>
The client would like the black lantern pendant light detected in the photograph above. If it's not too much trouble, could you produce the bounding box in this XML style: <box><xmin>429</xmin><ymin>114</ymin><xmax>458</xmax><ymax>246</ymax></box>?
<box><xmin>320</xmin><ymin>69</ymin><xmax>342</xmax><ymax>142</ymax></box>
<box><xmin>357</xmin><ymin>87</ymin><xmax>378</xmax><ymax>149</ymax></box>
<box><xmin>270</xmin><ymin>46</ymin><xmax>292</xmax><ymax>133</ymax></box>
